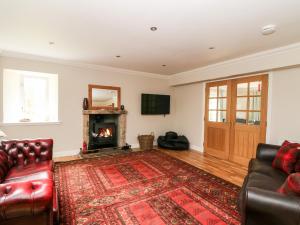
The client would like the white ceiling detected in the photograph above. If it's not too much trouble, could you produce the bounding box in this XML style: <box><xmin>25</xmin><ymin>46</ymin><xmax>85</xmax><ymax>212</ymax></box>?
<box><xmin>0</xmin><ymin>0</ymin><xmax>300</xmax><ymax>75</ymax></box>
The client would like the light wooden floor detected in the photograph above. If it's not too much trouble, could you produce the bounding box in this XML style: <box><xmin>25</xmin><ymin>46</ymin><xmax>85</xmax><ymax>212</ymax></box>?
<box><xmin>54</xmin><ymin>149</ymin><xmax>248</xmax><ymax>187</ymax></box>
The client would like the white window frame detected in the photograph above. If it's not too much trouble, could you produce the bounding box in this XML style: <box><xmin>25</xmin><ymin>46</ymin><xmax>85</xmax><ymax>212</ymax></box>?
<box><xmin>2</xmin><ymin>69</ymin><xmax>60</xmax><ymax>125</ymax></box>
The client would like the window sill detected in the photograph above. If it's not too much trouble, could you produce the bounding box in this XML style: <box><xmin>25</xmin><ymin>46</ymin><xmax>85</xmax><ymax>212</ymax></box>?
<box><xmin>0</xmin><ymin>121</ymin><xmax>62</xmax><ymax>126</ymax></box>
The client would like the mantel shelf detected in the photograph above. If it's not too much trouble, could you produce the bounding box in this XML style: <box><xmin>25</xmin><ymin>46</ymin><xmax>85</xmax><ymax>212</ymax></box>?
<box><xmin>83</xmin><ymin>109</ymin><xmax>128</xmax><ymax>115</ymax></box>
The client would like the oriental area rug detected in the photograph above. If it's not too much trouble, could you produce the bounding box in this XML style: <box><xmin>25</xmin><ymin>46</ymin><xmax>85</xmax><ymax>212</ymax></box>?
<box><xmin>55</xmin><ymin>150</ymin><xmax>241</xmax><ymax>225</ymax></box>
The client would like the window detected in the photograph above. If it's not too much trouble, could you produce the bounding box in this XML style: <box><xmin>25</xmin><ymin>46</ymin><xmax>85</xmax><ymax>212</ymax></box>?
<box><xmin>3</xmin><ymin>69</ymin><xmax>58</xmax><ymax>123</ymax></box>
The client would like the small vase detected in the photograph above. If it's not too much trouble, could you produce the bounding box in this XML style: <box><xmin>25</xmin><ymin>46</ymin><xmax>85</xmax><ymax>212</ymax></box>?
<box><xmin>83</xmin><ymin>98</ymin><xmax>88</xmax><ymax>110</ymax></box>
<box><xmin>121</xmin><ymin>105</ymin><xmax>125</xmax><ymax>110</ymax></box>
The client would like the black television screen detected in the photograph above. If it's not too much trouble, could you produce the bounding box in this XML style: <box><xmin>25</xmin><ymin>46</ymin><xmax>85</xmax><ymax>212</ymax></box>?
<box><xmin>141</xmin><ymin>94</ymin><xmax>170</xmax><ymax>115</ymax></box>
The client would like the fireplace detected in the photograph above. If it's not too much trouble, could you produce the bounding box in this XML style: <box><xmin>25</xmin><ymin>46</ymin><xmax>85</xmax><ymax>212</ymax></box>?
<box><xmin>89</xmin><ymin>122</ymin><xmax>117</xmax><ymax>149</ymax></box>
<box><xmin>83</xmin><ymin>109</ymin><xmax>127</xmax><ymax>152</ymax></box>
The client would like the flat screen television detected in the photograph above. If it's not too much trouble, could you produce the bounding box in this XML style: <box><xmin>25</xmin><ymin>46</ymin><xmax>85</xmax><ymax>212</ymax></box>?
<box><xmin>141</xmin><ymin>94</ymin><xmax>170</xmax><ymax>115</ymax></box>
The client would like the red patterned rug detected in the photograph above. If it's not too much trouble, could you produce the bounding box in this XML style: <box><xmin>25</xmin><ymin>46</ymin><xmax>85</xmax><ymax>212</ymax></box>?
<box><xmin>55</xmin><ymin>150</ymin><xmax>241</xmax><ymax>225</ymax></box>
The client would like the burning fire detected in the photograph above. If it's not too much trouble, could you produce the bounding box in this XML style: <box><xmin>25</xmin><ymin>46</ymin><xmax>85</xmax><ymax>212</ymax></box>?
<box><xmin>98</xmin><ymin>128</ymin><xmax>113</xmax><ymax>138</ymax></box>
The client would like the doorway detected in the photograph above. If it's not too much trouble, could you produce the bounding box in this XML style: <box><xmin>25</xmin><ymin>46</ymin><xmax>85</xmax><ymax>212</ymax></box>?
<box><xmin>204</xmin><ymin>74</ymin><xmax>268</xmax><ymax>166</ymax></box>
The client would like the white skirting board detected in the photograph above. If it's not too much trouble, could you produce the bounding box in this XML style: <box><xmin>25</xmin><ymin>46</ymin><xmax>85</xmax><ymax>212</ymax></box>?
<box><xmin>53</xmin><ymin>149</ymin><xmax>80</xmax><ymax>158</ymax></box>
<box><xmin>190</xmin><ymin>145</ymin><xmax>203</xmax><ymax>152</ymax></box>
<box><xmin>53</xmin><ymin>143</ymin><xmax>203</xmax><ymax>158</ymax></box>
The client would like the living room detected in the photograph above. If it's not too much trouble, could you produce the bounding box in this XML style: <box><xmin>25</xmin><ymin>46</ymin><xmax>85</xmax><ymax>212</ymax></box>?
<box><xmin>0</xmin><ymin>1</ymin><xmax>300</xmax><ymax>225</ymax></box>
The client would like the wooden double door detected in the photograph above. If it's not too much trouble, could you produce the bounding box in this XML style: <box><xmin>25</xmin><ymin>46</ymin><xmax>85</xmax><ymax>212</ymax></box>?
<box><xmin>204</xmin><ymin>75</ymin><xmax>268</xmax><ymax>166</ymax></box>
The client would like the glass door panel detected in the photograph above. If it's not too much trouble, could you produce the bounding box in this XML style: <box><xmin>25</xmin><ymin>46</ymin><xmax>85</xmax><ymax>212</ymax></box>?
<box><xmin>209</xmin><ymin>110</ymin><xmax>217</xmax><ymax>122</ymax></box>
<box><xmin>236</xmin><ymin>97</ymin><xmax>247</xmax><ymax>110</ymax></box>
<box><xmin>218</xmin><ymin>86</ymin><xmax>227</xmax><ymax>97</ymax></box>
<box><xmin>249</xmin><ymin>81</ymin><xmax>262</xmax><ymax>96</ymax></box>
<box><xmin>209</xmin><ymin>87</ymin><xmax>218</xmax><ymax>98</ymax></box>
<box><xmin>235</xmin><ymin>80</ymin><xmax>263</xmax><ymax>126</ymax></box>
<box><xmin>209</xmin><ymin>99</ymin><xmax>218</xmax><ymax>110</ymax></box>
<box><xmin>249</xmin><ymin>97</ymin><xmax>261</xmax><ymax>111</ymax></box>
<box><xmin>208</xmin><ymin>84</ymin><xmax>228</xmax><ymax>123</ymax></box>
<box><xmin>237</xmin><ymin>83</ymin><xmax>248</xmax><ymax>96</ymax></box>
<box><xmin>218</xmin><ymin>98</ymin><xmax>227</xmax><ymax>110</ymax></box>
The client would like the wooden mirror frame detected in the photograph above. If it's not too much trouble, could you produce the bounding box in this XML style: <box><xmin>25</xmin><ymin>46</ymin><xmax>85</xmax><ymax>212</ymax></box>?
<box><xmin>88</xmin><ymin>84</ymin><xmax>121</xmax><ymax>110</ymax></box>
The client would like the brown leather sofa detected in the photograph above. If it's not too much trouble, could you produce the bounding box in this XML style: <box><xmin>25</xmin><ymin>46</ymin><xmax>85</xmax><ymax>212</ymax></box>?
<box><xmin>0</xmin><ymin>139</ymin><xmax>58</xmax><ymax>225</ymax></box>
<box><xmin>239</xmin><ymin>143</ymin><xmax>300</xmax><ymax>225</ymax></box>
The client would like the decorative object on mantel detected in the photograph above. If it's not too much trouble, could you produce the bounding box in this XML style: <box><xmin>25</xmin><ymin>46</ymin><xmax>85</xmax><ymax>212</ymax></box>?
<box><xmin>138</xmin><ymin>132</ymin><xmax>154</xmax><ymax>150</ymax></box>
<box><xmin>88</xmin><ymin>84</ymin><xmax>121</xmax><ymax>110</ymax></box>
<box><xmin>120</xmin><ymin>105</ymin><xmax>125</xmax><ymax>111</ymax></box>
<box><xmin>82</xmin><ymin>98</ymin><xmax>89</xmax><ymax>110</ymax></box>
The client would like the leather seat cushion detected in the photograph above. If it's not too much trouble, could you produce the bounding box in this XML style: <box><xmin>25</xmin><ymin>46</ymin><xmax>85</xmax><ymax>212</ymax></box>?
<box><xmin>249</xmin><ymin>159</ymin><xmax>288</xmax><ymax>180</ymax></box>
<box><xmin>3</xmin><ymin>170</ymin><xmax>53</xmax><ymax>184</ymax></box>
<box><xmin>246</xmin><ymin>170</ymin><xmax>287</xmax><ymax>191</ymax></box>
<box><xmin>4</xmin><ymin>161</ymin><xmax>53</xmax><ymax>181</ymax></box>
<box><xmin>0</xmin><ymin>180</ymin><xmax>53</xmax><ymax>220</ymax></box>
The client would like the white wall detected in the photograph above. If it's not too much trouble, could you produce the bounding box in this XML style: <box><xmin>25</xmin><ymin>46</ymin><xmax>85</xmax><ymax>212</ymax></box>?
<box><xmin>0</xmin><ymin>56</ymin><xmax>172</xmax><ymax>156</ymax></box>
<box><xmin>267</xmin><ymin>67</ymin><xmax>300</xmax><ymax>144</ymax></box>
<box><xmin>171</xmin><ymin>83</ymin><xmax>205</xmax><ymax>151</ymax></box>
<box><xmin>171</xmin><ymin>66</ymin><xmax>300</xmax><ymax>151</ymax></box>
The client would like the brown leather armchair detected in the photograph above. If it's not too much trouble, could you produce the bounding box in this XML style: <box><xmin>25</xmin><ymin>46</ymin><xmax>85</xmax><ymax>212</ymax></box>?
<box><xmin>0</xmin><ymin>139</ymin><xmax>58</xmax><ymax>225</ymax></box>
<box><xmin>239</xmin><ymin>143</ymin><xmax>300</xmax><ymax>225</ymax></box>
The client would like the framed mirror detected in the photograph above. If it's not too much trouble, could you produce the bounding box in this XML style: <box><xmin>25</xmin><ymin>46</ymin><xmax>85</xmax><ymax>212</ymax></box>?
<box><xmin>88</xmin><ymin>84</ymin><xmax>121</xmax><ymax>110</ymax></box>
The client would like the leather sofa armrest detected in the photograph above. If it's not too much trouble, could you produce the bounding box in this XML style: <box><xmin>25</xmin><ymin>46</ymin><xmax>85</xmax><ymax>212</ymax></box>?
<box><xmin>0</xmin><ymin>180</ymin><xmax>53</xmax><ymax>220</ymax></box>
<box><xmin>244</xmin><ymin>187</ymin><xmax>300</xmax><ymax>225</ymax></box>
<box><xmin>256</xmin><ymin>143</ymin><xmax>280</xmax><ymax>163</ymax></box>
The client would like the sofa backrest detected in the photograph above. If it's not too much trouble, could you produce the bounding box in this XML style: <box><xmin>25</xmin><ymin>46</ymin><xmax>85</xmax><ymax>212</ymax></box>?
<box><xmin>0</xmin><ymin>139</ymin><xmax>53</xmax><ymax>167</ymax></box>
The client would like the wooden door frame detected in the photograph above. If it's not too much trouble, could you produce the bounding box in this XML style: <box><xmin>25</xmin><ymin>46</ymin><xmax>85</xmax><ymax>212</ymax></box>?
<box><xmin>204</xmin><ymin>80</ymin><xmax>232</xmax><ymax>159</ymax></box>
<box><xmin>228</xmin><ymin>74</ymin><xmax>268</xmax><ymax>164</ymax></box>
<box><xmin>204</xmin><ymin>74</ymin><xmax>269</xmax><ymax>163</ymax></box>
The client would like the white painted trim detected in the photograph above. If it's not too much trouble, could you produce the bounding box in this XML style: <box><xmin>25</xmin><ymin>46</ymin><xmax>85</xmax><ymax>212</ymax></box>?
<box><xmin>266</xmin><ymin>72</ymin><xmax>273</xmax><ymax>144</ymax></box>
<box><xmin>131</xmin><ymin>143</ymin><xmax>140</xmax><ymax>149</ymax></box>
<box><xmin>190</xmin><ymin>145</ymin><xmax>203</xmax><ymax>152</ymax></box>
<box><xmin>0</xmin><ymin>51</ymin><xmax>169</xmax><ymax>80</ymax></box>
<box><xmin>170</xmin><ymin>42</ymin><xmax>300</xmax><ymax>86</ymax></box>
<box><xmin>53</xmin><ymin>149</ymin><xmax>80</xmax><ymax>158</ymax></box>
<box><xmin>200</xmin><ymin>83</ymin><xmax>206</xmax><ymax>150</ymax></box>
<box><xmin>0</xmin><ymin>121</ymin><xmax>62</xmax><ymax>126</ymax></box>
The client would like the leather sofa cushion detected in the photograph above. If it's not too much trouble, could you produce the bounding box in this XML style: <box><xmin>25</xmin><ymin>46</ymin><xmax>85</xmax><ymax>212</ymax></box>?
<box><xmin>249</xmin><ymin>159</ymin><xmax>287</xmax><ymax>178</ymax></box>
<box><xmin>3</xmin><ymin>170</ymin><xmax>53</xmax><ymax>184</ymax></box>
<box><xmin>4</xmin><ymin>161</ymin><xmax>53</xmax><ymax>181</ymax></box>
<box><xmin>0</xmin><ymin>180</ymin><xmax>53</xmax><ymax>220</ymax></box>
<box><xmin>1</xmin><ymin>139</ymin><xmax>53</xmax><ymax>167</ymax></box>
<box><xmin>0</xmin><ymin>151</ymin><xmax>10</xmax><ymax>182</ymax></box>
<box><xmin>247</xmin><ymin>159</ymin><xmax>287</xmax><ymax>191</ymax></box>
<box><xmin>246</xmin><ymin>172</ymin><xmax>285</xmax><ymax>191</ymax></box>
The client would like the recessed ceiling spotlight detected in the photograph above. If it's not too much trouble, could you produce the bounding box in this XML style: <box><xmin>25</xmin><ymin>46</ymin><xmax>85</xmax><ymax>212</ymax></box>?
<box><xmin>261</xmin><ymin>24</ymin><xmax>276</xmax><ymax>35</ymax></box>
<box><xmin>116</xmin><ymin>55</ymin><xmax>121</xmax><ymax>58</ymax></box>
<box><xmin>162</xmin><ymin>64</ymin><xmax>166</xmax><ymax>67</ymax></box>
<box><xmin>150</xmin><ymin>27</ymin><xmax>158</xmax><ymax>31</ymax></box>
<box><xmin>49</xmin><ymin>41</ymin><xmax>55</xmax><ymax>45</ymax></box>
<box><xmin>209</xmin><ymin>47</ymin><xmax>215</xmax><ymax>50</ymax></box>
